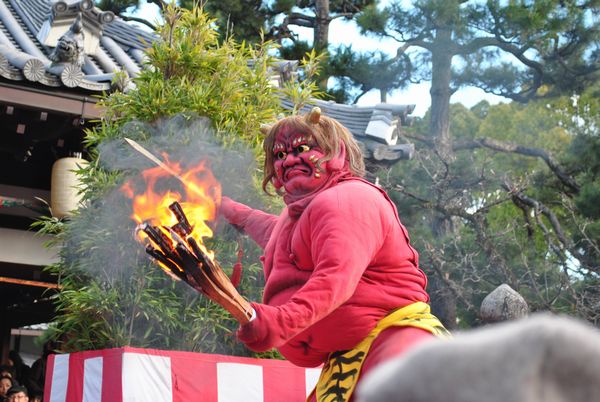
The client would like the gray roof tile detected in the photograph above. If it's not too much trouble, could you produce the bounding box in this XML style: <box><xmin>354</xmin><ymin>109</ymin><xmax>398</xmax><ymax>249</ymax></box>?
<box><xmin>280</xmin><ymin>98</ymin><xmax>415</xmax><ymax>147</ymax></box>
<box><xmin>0</xmin><ymin>20</ymin><xmax>21</xmax><ymax>49</ymax></box>
<box><xmin>0</xmin><ymin>0</ymin><xmax>153</xmax><ymax>90</ymax></box>
<box><xmin>0</xmin><ymin>0</ymin><xmax>415</xmax><ymax>154</ymax></box>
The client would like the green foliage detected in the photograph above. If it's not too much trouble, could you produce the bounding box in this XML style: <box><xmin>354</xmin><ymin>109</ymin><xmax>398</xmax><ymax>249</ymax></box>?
<box><xmin>278</xmin><ymin>40</ymin><xmax>312</xmax><ymax>63</ymax></box>
<box><xmin>326</xmin><ymin>46</ymin><xmax>411</xmax><ymax>103</ymax></box>
<box><xmin>40</xmin><ymin>5</ymin><xmax>307</xmax><ymax>356</ymax></box>
<box><xmin>192</xmin><ymin>0</ymin><xmax>378</xmax><ymax>100</ymax></box>
<box><xmin>99</xmin><ymin>0</ymin><xmax>398</xmax><ymax>104</ymax></box>
<box><xmin>200</xmin><ymin>0</ymin><xmax>268</xmax><ymax>43</ymax></box>
<box><xmin>95</xmin><ymin>0</ymin><xmax>141</xmax><ymax>14</ymax></box>
<box><xmin>358</xmin><ymin>0</ymin><xmax>598</xmax><ymax>103</ymax></box>
<box><xmin>355</xmin><ymin>4</ymin><xmax>388</xmax><ymax>34</ymax></box>
<box><xmin>385</xmin><ymin>89</ymin><xmax>600</xmax><ymax>327</ymax></box>
<box><xmin>352</xmin><ymin>0</ymin><xmax>599</xmax><ymax>328</ymax></box>
<box><xmin>280</xmin><ymin>49</ymin><xmax>326</xmax><ymax>113</ymax></box>
<box><xmin>559</xmin><ymin>88</ymin><xmax>600</xmax><ymax>222</ymax></box>
<box><xmin>100</xmin><ymin>7</ymin><xmax>279</xmax><ymax>149</ymax></box>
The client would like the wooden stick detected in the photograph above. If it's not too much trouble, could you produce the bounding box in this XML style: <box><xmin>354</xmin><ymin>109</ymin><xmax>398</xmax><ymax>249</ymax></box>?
<box><xmin>187</xmin><ymin>237</ymin><xmax>223</xmax><ymax>289</ymax></box>
<box><xmin>138</xmin><ymin>207</ymin><xmax>253</xmax><ymax>323</ymax></box>
<box><xmin>125</xmin><ymin>138</ymin><xmax>182</xmax><ymax>180</ymax></box>
<box><xmin>145</xmin><ymin>245</ymin><xmax>185</xmax><ymax>281</ymax></box>
<box><xmin>190</xmin><ymin>238</ymin><xmax>239</xmax><ymax>297</ymax></box>
<box><xmin>0</xmin><ymin>276</ymin><xmax>60</xmax><ymax>289</ymax></box>
<box><xmin>187</xmin><ymin>236</ymin><xmax>253</xmax><ymax>322</ymax></box>
<box><xmin>124</xmin><ymin>138</ymin><xmax>205</xmax><ymax>199</ymax></box>
<box><xmin>175</xmin><ymin>244</ymin><xmax>252</xmax><ymax>324</ymax></box>
<box><xmin>140</xmin><ymin>223</ymin><xmax>173</xmax><ymax>252</ymax></box>
<box><xmin>169</xmin><ymin>201</ymin><xmax>193</xmax><ymax>237</ymax></box>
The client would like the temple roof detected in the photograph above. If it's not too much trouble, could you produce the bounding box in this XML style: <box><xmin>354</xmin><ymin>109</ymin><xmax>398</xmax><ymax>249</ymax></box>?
<box><xmin>0</xmin><ymin>0</ymin><xmax>415</xmax><ymax>157</ymax></box>
<box><xmin>281</xmin><ymin>98</ymin><xmax>415</xmax><ymax>159</ymax></box>
<box><xmin>0</xmin><ymin>0</ymin><xmax>152</xmax><ymax>91</ymax></box>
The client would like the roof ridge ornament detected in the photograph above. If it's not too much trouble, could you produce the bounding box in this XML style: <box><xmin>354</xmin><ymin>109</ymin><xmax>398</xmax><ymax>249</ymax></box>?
<box><xmin>38</xmin><ymin>1</ymin><xmax>115</xmax><ymax>55</ymax></box>
<box><xmin>50</xmin><ymin>13</ymin><xmax>85</xmax><ymax>67</ymax></box>
<box><xmin>45</xmin><ymin>13</ymin><xmax>85</xmax><ymax>88</ymax></box>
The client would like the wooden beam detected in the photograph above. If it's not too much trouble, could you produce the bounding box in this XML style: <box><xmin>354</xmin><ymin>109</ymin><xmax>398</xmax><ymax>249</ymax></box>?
<box><xmin>0</xmin><ymin>227</ymin><xmax>60</xmax><ymax>266</ymax></box>
<box><xmin>11</xmin><ymin>328</ymin><xmax>44</xmax><ymax>337</ymax></box>
<box><xmin>0</xmin><ymin>82</ymin><xmax>105</xmax><ymax>118</ymax></box>
<box><xmin>0</xmin><ymin>276</ymin><xmax>60</xmax><ymax>289</ymax></box>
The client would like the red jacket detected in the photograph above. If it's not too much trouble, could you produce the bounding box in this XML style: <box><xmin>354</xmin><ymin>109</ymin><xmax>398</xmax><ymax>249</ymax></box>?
<box><xmin>222</xmin><ymin>178</ymin><xmax>429</xmax><ymax>367</ymax></box>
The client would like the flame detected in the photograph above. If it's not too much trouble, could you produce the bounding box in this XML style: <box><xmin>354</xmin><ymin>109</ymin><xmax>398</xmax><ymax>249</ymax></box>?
<box><xmin>121</xmin><ymin>154</ymin><xmax>221</xmax><ymax>259</ymax></box>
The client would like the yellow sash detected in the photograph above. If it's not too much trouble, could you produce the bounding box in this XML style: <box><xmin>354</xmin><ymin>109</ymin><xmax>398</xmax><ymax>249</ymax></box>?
<box><xmin>309</xmin><ymin>302</ymin><xmax>450</xmax><ymax>402</ymax></box>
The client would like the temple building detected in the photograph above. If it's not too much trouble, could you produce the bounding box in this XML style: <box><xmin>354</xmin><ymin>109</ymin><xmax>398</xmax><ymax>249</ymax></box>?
<box><xmin>0</xmin><ymin>0</ymin><xmax>416</xmax><ymax>363</ymax></box>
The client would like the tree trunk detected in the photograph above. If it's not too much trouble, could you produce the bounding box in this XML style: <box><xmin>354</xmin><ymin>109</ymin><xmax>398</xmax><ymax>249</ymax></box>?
<box><xmin>429</xmin><ymin>27</ymin><xmax>454</xmax><ymax>160</ymax></box>
<box><xmin>380</xmin><ymin>89</ymin><xmax>387</xmax><ymax>103</ymax></box>
<box><xmin>429</xmin><ymin>275</ymin><xmax>458</xmax><ymax>330</ymax></box>
<box><xmin>314</xmin><ymin>0</ymin><xmax>330</xmax><ymax>52</ymax></box>
<box><xmin>428</xmin><ymin>27</ymin><xmax>458</xmax><ymax>327</ymax></box>
<box><xmin>314</xmin><ymin>0</ymin><xmax>330</xmax><ymax>90</ymax></box>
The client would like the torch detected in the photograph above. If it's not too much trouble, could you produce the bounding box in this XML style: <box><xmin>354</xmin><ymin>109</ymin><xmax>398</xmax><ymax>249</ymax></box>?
<box><xmin>124</xmin><ymin>138</ymin><xmax>253</xmax><ymax>324</ymax></box>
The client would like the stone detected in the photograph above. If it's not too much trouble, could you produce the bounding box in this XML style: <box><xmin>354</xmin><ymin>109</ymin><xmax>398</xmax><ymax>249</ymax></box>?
<box><xmin>480</xmin><ymin>283</ymin><xmax>529</xmax><ymax>323</ymax></box>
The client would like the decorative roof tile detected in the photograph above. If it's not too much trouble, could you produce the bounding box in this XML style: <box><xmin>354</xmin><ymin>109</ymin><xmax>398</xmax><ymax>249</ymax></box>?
<box><xmin>0</xmin><ymin>0</ymin><xmax>153</xmax><ymax>90</ymax></box>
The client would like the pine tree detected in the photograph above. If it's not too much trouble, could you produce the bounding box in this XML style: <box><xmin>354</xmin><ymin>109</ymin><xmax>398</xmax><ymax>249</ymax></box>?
<box><xmin>357</xmin><ymin>0</ymin><xmax>599</xmax><ymax>157</ymax></box>
<box><xmin>354</xmin><ymin>0</ymin><xmax>599</xmax><ymax>328</ymax></box>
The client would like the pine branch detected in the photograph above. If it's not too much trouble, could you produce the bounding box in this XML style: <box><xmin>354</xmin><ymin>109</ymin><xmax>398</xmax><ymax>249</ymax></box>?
<box><xmin>501</xmin><ymin>182</ymin><xmax>596</xmax><ymax>281</ymax></box>
<box><xmin>287</xmin><ymin>13</ymin><xmax>316</xmax><ymax>28</ymax></box>
<box><xmin>118</xmin><ymin>15</ymin><xmax>157</xmax><ymax>31</ymax></box>
<box><xmin>149</xmin><ymin>0</ymin><xmax>168</xmax><ymax>10</ymax></box>
<box><xmin>454</xmin><ymin>137</ymin><xmax>580</xmax><ymax>194</ymax></box>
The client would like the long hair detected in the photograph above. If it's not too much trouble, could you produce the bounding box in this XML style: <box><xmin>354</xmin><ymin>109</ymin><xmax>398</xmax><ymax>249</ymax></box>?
<box><xmin>261</xmin><ymin>111</ymin><xmax>365</xmax><ymax>194</ymax></box>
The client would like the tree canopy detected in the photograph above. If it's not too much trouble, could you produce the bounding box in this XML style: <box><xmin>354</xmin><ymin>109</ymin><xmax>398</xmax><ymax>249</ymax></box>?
<box><xmin>309</xmin><ymin>0</ymin><xmax>599</xmax><ymax>328</ymax></box>
<box><xmin>382</xmin><ymin>84</ymin><xmax>599</xmax><ymax>328</ymax></box>
<box><xmin>95</xmin><ymin>0</ymin><xmax>384</xmax><ymax>99</ymax></box>
<box><xmin>357</xmin><ymin>0</ymin><xmax>599</xmax><ymax>153</ymax></box>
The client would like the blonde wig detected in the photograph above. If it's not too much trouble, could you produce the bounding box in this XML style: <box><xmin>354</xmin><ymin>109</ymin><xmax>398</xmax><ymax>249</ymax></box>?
<box><xmin>261</xmin><ymin>108</ymin><xmax>366</xmax><ymax>194</ymax></box>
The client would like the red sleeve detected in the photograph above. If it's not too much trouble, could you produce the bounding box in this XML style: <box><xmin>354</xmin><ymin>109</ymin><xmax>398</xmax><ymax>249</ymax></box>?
<box><xmin>220</xmin><ymin>196</ymin><xmax>278</xmax><ymax>249</ymax></box>
<box><xmin>238</xmin><ymin>185</ymin><xmax>390</xmax><ymax>351</ymax></box>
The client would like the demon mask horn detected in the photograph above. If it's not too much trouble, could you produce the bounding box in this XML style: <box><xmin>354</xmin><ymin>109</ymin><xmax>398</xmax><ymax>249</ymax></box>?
<box><xmin>259</xmin><ymin>124</ymin><xmax>272</xmax><ymax>135</ymax></box>
<box><xmin>305</xmin><ymin>107</ymin><xmax>321</xmax><ymax>124</ymax></box>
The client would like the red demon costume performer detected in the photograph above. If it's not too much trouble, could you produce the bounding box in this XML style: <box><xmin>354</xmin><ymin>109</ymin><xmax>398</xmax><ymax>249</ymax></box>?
<box><xmin>220</xmin><ymin>107</ymin><xmax>449</xmax><ymax>401</ymax></box>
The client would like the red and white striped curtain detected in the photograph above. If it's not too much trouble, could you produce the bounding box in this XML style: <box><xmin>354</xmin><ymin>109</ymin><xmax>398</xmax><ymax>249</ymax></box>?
<box><xmin>44</xmin><ymin>347</ymin><xmax>321</xmax><ymax>402</ymax></box>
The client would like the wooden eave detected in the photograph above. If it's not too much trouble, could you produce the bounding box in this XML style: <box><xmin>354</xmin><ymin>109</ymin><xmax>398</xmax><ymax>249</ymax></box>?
<box><xmin>0</xmin><ymin>80</ymin><xmax>104</xmax><ymax>118</ymax></box>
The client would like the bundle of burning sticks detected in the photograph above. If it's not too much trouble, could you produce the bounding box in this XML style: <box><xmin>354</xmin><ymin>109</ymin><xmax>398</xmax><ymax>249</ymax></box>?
<box><xmin>138</xmin><ymin>201</ymin><xmax>253</xmax><ymax>324</ymax></box>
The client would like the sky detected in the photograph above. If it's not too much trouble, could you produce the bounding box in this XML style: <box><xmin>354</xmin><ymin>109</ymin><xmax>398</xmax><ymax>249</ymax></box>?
<box><xmin>300</xmin><ymin>16</ymin><xmax>508</xmax><ymax>117</ymax></box>
<box><xmin>128</xmin><ymin>0</ymin><xmax>508</xmax><ymax>117</ymax></box>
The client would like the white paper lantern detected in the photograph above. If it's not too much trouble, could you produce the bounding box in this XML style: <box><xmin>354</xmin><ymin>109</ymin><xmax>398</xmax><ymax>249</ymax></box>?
<box><xmin>50</xmin><ymin>155</ymin><xmax>88</xmax><ymax>218</ymax></box>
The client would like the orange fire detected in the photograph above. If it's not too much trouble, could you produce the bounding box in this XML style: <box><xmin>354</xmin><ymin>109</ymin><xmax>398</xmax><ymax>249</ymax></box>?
<box><xmin>121</xmin><ymin>154</ymin><xmax>221</xmax><ymax>257</ymax></box>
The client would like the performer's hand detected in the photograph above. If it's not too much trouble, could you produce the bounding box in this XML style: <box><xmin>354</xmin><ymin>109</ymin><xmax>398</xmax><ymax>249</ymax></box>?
<box><xmin>237</xmin><ymin>303</ymin><xmax>279</xmax><ymax>352</ymax></box>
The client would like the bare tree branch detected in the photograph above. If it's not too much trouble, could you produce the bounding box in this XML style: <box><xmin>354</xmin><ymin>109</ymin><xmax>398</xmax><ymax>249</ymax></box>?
<box><xmin>501</xmin><ymin>182</ymin><xmax>599</xmax><ymax>278</ymax></box>
<box><xmin>424</xmin><ymin>241</ymin><xmax>476</xmax><ymax>312</ymax></box>
<box><xmin>287</xmin><ymin>13</ymin><xmax>316</xmax><ymax>28</ymax></box>
<box><xmin>149</xmin><ymin>0</ymin><xmax>168</xmax><ymax>10</ymax></box>
<box><xmin>455</xmin><ymin>137</ymin><xmax>580</xmax><ymax>194</ymax></box>
<box><xmin>330</xmin><ymin>13</ymin><xmax>355</xmax><ymax>20</ymax></box>
<box><xmin>403</xmin><ymin>133</ymin><xmax>434</xmax><ymax>146</ymax></box>
<box><xmin>118</xmin><ymin>15</ymin><xmax>157</xmax><ymax>31</ymax></box>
